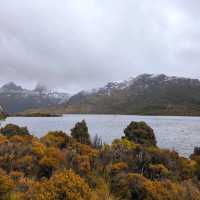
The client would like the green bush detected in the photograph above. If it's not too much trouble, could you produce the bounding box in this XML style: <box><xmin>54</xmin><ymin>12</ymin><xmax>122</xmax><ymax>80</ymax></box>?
<box><xmin>123</xmin><ymin>121</ymin><xmax>157</xmax><ymax>146</ymax></box>
<box><xmin>71</xmin><ymin>120</ymin><xmax>91</xmax><ymax>145</ymax></box>
<box><xmin>0</xmin><ymin>124</ymin><xmax>30</xmax><ymax>137</ymax></box>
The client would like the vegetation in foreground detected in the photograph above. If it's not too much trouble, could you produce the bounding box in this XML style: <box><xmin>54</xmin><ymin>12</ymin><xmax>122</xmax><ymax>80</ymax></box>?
<box><xmin>0</xmin><ymin>121</ymin><xmax>200</xmax><ymax>199</ymax></box>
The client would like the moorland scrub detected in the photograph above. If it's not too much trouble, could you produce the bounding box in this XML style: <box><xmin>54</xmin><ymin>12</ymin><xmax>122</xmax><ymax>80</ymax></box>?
<box><xmin>0</xmin><ymin>121</ymin><xmax>200</xmax><ymax>199</ymax></box>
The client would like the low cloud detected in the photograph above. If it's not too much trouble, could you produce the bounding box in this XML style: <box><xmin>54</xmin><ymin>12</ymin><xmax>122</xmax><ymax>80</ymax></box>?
<box><xmin>0</xmin><ymin>0</ymin><xmax>200</xmax><ymax>92</ymax></box>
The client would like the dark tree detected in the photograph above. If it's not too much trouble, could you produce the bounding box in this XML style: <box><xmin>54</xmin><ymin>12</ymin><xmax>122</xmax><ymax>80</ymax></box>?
<box><xmin>71</xmin><ymin>120</ymin><xmax>91</xmax><ymax>145</ymax></box>
<box><xmin>123</xmin><ymin>121</ymin><xmax>157</xmax><ymax>146</ymax></box>
<box><xmin>191</xmin><ymin>147</ymin><xmax>200</xmax><ymax>158</ymax></box>
<box><xmin>0</xmin><ymin>124</ymin><xmax>30</xmax><ymax>137</ymax></box>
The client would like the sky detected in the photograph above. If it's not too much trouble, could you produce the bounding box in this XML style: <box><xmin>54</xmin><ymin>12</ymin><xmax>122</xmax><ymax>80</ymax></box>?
<box><xmin>0</xmin><ymin>0</ymin><xmax>200</xmax><ymax>93</ymax></box>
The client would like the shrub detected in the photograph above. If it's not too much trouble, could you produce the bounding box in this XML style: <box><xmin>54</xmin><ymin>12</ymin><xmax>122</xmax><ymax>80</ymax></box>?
<box><xmin>25</xmin><ymin>170</ymin><xmax>92</xmax><ymax>200</ymax></box>
<box><xmin>38</xmin><ymin>147</ymin><xmax>65</xmax><ymax>178</ymax></box>
<box><xmin>0</xmin><ymin>169</ymin><xmax>14</xmax><ymax>199</ymax></box>
<box><xmin>41</xmin><ymin>131</ymin><xmax>73</xmax><ymax>149</ymax></box>
<box><xmin>0</xmin><ymin>124</ymin><xmax>30</xmax><ymax>137</ymax></box>
<box><xmin>123</xmin><ymin>121</ymin><xmax>157</xmax><ymax>146</ymax></box>
<box><xmin>71</xmin><ymin>120</ymin><xmax>91</xmax><ymax>145</ymax></box>
<box><xmin>148</xmin><ymin>164</ymin><xmax>170</xmax><ymax>180</ymax></box>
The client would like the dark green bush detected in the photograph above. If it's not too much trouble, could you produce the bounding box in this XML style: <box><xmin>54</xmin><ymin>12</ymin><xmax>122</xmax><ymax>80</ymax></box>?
<box><xmin>123</xmin><ymin>121</ymin><xmax>157</xmax><ymax>146</ymax></box>
<box><xmin>71</xmin><ymin>120</ymin><xmax>91</xmax><ymax>145</ymax></box>
<box><xmin>0</xmin><ymin>124</ymin><xmax>30</xmax><ymax>137</ymax></box>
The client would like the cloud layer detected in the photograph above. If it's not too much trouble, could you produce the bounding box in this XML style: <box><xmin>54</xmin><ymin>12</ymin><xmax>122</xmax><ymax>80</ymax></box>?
<box><xmin>0</xmin><ymin>0</ymin><xmax>200</xmax><ymax>92</ymax></box>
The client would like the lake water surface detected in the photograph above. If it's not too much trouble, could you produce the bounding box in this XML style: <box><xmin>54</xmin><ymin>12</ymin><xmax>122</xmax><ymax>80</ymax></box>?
<box><xmin>1</xmin><ymin>114</ymin><xmax>200</xmax><ymax>157</ymax></box>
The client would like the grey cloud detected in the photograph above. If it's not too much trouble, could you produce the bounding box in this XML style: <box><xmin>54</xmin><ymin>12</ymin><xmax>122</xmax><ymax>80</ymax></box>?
<box><xmin>0</xmin><ymin>0</ymin><xmax>200</xmax><ymax>92</ymax></box>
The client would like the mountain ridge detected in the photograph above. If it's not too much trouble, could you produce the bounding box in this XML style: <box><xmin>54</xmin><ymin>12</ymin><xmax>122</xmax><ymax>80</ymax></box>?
<box><xmin>2</xmin><ymin>74</ymin><xmax>200</xmax><ymax>116</ymax></box>
<box><xmin>0</xmin><ymin>82</ymin><xmax>70</xmax><ymax>113</ymax></box>
<box><xmin>63</xmin><ymin>74</ymin><xmax>200</xmax><ymax>116</ymax></box>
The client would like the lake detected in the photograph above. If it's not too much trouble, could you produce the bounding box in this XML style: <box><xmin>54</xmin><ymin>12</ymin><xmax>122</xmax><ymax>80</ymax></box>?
<box><xmin>1</xmin><ymin>114</ymin><xmax>200</xmax><ymax>157</ymax></box>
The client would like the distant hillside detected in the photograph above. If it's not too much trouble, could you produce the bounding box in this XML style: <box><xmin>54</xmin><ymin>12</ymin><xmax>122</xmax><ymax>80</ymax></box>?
<box><xmin>64</xmin><ymin>74</ymin><xmax>200</xmax><ymax>116</ymax></box>
<box><xmin>0</xmin><ymin>82</ymin><xmax>70</xmax><ymax>114</ymax></box>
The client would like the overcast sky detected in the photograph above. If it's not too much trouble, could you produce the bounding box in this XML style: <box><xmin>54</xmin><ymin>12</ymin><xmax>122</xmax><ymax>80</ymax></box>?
<box><xmin>0</xmin><ymin>0</ymin><xmax>200</xmax><ymax>93</ymax></box>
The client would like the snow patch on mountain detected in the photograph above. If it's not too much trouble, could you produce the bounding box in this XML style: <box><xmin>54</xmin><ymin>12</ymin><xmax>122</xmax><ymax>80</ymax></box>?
<box><xmin>0</xmin><ymin>82</ymin><xmax>71</xmax><ymax>104</ymax></box>
<box><xmin>75</xmin><ymin>74</ymin><xmax>200</xmax><ymax>97</ymax></box>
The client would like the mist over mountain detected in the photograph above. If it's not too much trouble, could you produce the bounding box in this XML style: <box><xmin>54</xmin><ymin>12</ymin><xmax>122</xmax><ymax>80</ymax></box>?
<box><xmin>1</xmin><ymin>74</ymin><xmax>200</xmax><ymax>116</ymax></box>
<box><xmin>0</xmin><ymin>82</ymin><xmax>70</xmax><ymax>113</ymax></box>
<box><xmin>63</xmin><ymin>74</ymin><xmax>200</xmax><ymax>116</ymax></box>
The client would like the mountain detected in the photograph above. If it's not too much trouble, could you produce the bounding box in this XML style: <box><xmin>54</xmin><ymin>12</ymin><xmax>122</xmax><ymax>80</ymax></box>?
<box><xmin>64</xmin><ymin>74</ymin><xmax>200</xmax><ymax>115</ymax></box>
<box><xmin>0</xmin><ymin>82</ymin><xmax>70</xmax><ymax>114</ymax></box>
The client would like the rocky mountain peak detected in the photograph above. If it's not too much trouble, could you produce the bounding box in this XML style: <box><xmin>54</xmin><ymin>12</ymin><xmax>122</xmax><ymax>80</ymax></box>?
<box><xmin>1</xmin><ymin>82</ymin><xmax>23</xmax><ymax>92</ymax></box>
<box><xmin>129</xmin><ymin>74</ymin><xmax>200</xmax><ymax>88</ymax></box>
<box><xmin>65</xmin><ymin>74</ymin><xmax>200</xmax><ymax>116</ymax></box>
<box><xmin>0</xmin><ymin>82</ymin><xmax>70</xmax><ymax>113</ymax></box>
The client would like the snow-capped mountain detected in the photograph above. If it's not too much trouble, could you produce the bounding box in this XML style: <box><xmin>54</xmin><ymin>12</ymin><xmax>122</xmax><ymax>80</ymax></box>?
<box><xmin>75</xmin><ymin>74</ymin><xmax>200</xmax><ymax>97</ymax></box>
<box><xmin>65</xmin><ymin>74</ymin><xmax>200</xmax><ymax>115</ymax></box>
<box><xmin>0</xmin><ymin>82</ymin><xmax>70</xmax><ymax>113</ymax></box>
<box><xmin>2</xmin><ymin>74</ymin><xmax>200</xmax><ymax>115</ymax></box>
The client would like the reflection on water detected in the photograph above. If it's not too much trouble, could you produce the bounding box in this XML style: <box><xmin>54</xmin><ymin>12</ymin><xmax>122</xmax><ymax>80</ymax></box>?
<box><xmin>1</xmin><ymin>114</ymin><xmax>200</xmax><ymax>157</ymax></box>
